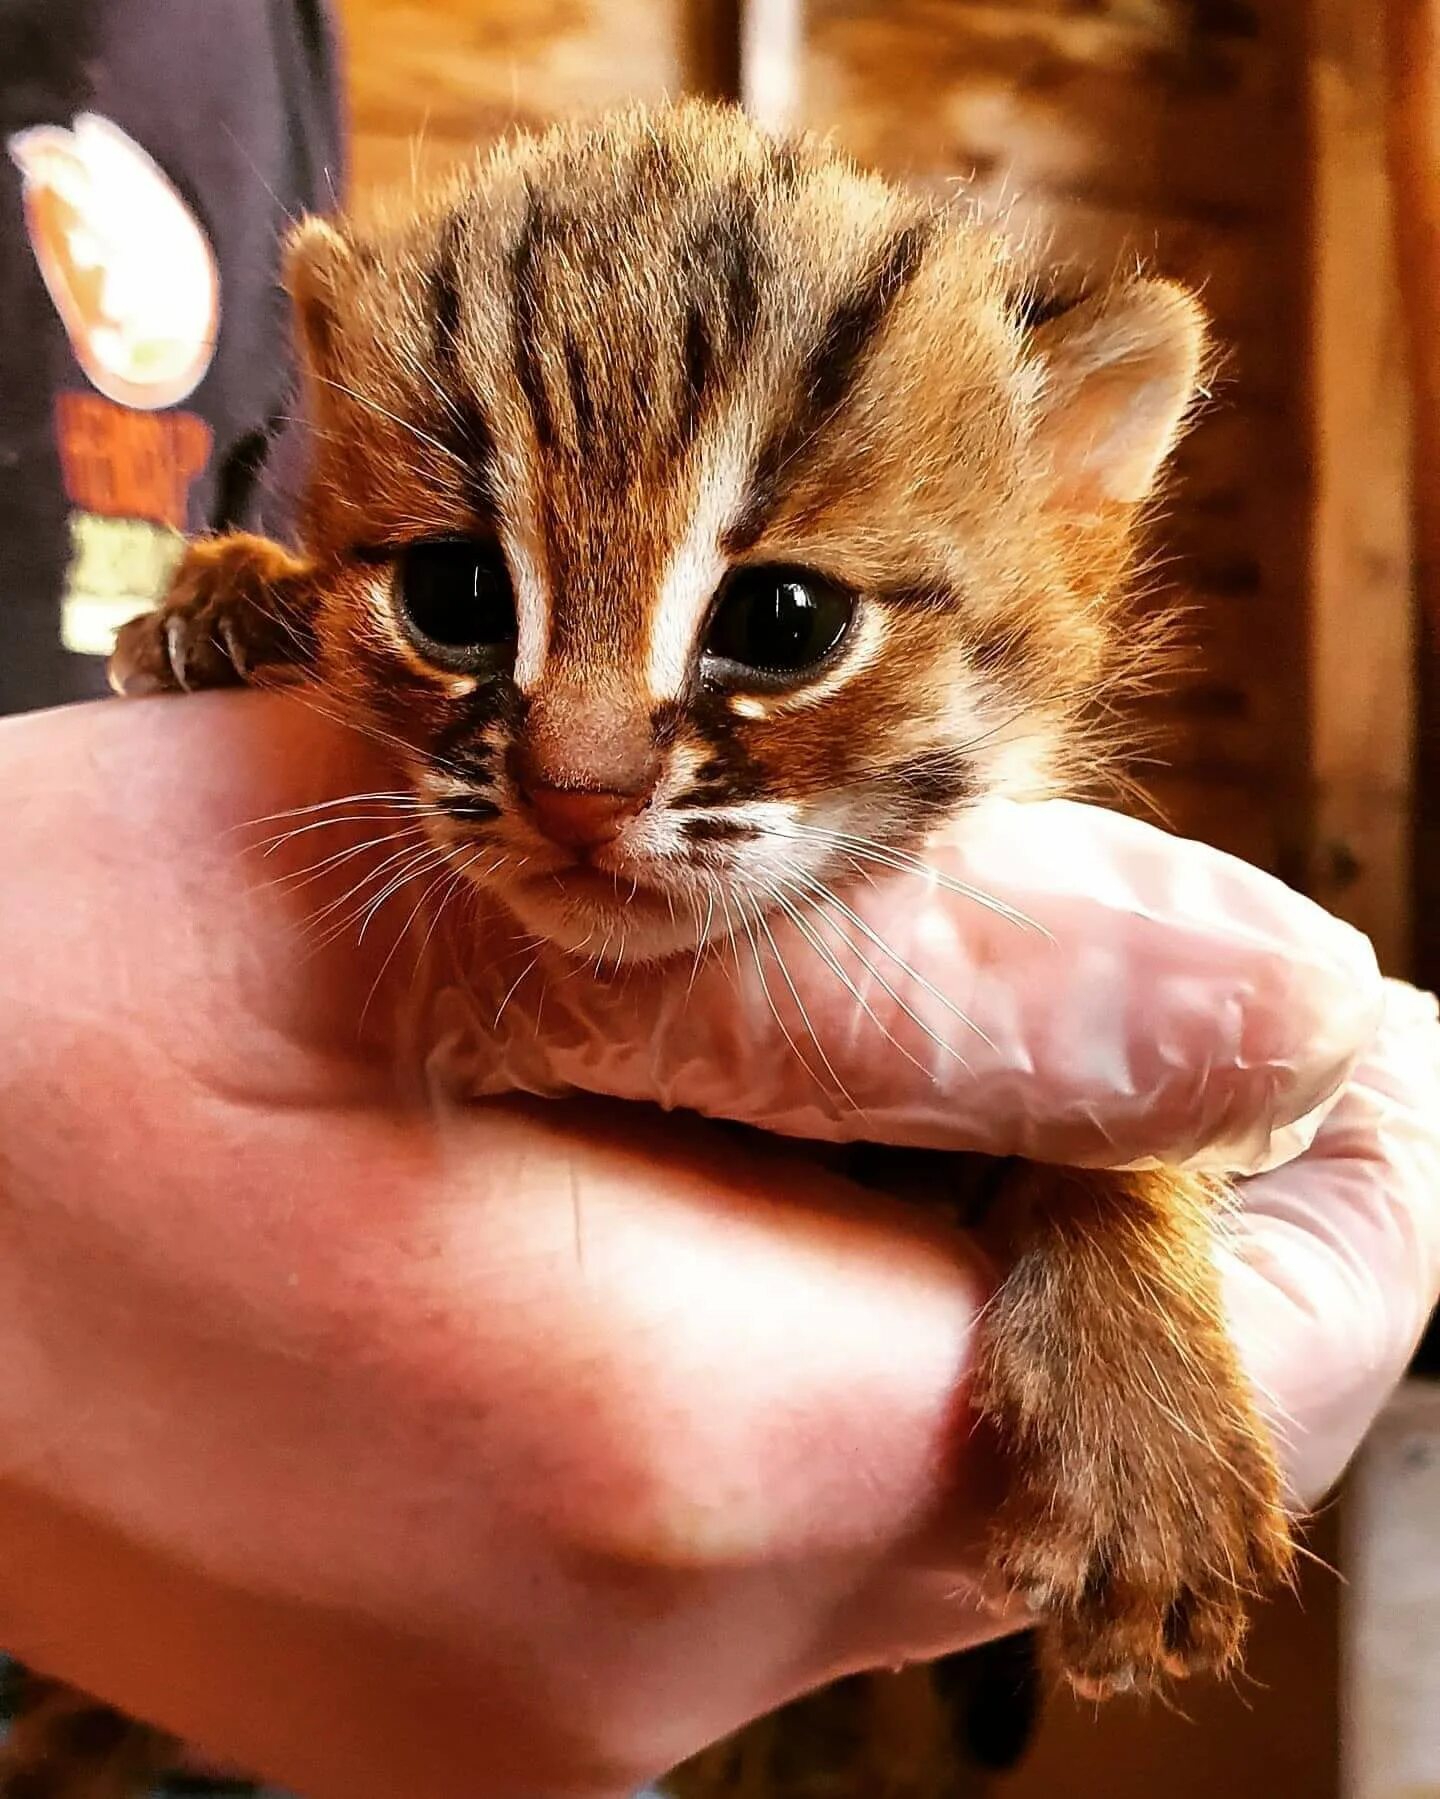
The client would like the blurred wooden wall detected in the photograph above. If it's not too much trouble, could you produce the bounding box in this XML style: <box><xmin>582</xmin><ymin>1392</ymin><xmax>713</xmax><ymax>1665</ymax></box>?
<box><xmin>343</xmin><ymin>0</ymin><xmax>735</xmax><ymax>195</ymax></box>
<box><xmin>792</xmin><ymin>3</ymin><xmax>1412</xmax><ymax>984</ymax></box>
<box><xmin>1386</xmin><ymin>0</ymin><xmax>1440</xmax><ymax>1003</ymax></box>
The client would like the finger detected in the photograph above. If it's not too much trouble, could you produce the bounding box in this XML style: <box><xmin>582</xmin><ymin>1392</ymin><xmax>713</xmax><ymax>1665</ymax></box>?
<box><xmin>443</xmin><ymin>800</ymin><xmax>1382</xmax><ymax>1172</ymax></box>
<box><xmin>1225</xmin><ymin>981</ymin><xmax>1440</xmax><ymax>1502</ymax></box>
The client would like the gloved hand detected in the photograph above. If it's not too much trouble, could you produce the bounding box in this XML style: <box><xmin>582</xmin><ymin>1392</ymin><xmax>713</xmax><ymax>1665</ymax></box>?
<box><xmin>1224</xmin><ymin>976</ymin><xmax>1440</xmax><ymax>1499</ymax></box>
<box><xmin>1</xmin><ymin>692</ymin><xmax>1434</xmax><ymax>1799</ymax></box>
<box><xmin>434</xmin><ymin>795</ymin><xmax>1438</xmax><ymax>1504</ymax></box>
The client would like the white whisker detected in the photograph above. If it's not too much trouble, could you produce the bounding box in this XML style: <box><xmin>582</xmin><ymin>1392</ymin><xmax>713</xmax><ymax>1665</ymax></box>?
<box><xmin>256</xmin><ymin>808</ymin><xmax>435</xmax><ymax>858</ymax></box>
<box><xmin>360</xmin><ymin>845</ymin><xmax>489</xmax><ymax>1027</ymax></box>
<box><xmin>305</xmin><ymin>837</ymin><xmax>442</xmax><ymax>937</ymax></box>
<box><xmin>356</xmin><ymin>843</ymin><xmax>458</xmax><ymax>945</ymax></box>
<box><xmin>304</xmin><ymin>840</ymin><xmax>452</xmax><ymax>956</ymax></box>
<box><xmin>747</xmin><ymin>890</ymin><xmax>858</xmax><ymax>1111</ymax></box>
<box><xmin>773</xmin><ymin>821</ymin><xmax>1047</xmax><ymax>938</ymax></box>
<box><xmin>757</xmin><ymin>877</ymin><xmax>934</xmax><ymax>1084</ymax></box>
<box><xmin>311</xmin><ymin>371</ymin><xmax>467</xmax><ymax>469</ymax></box>
<box><xmin>495</xmin><ymin>954</ymin><xmax>540</xmax><ymax>1026</ymax></box>
<box><xmin>789</xmin><ymin>868</ymin><xmax>996</xmax><ymax>1054</ymax></box>
<box><xmin>776</xmin><ymin>873</ymin><xmax>969</xmax><ymax>1072</ymax></box>
<box><xmin>270</xmin><ymin>823</ymin><xmax>430</xmax><ymax>893</ymax></box>
<box><xmin>729</xmin><ymin>893</ymin><xmax>828</xmax><ymax>1102</ymax></box>
<box><xmin>240</xmin><ymin>790</ymin><xmax>425</xmax><ymax>830</ymax></box>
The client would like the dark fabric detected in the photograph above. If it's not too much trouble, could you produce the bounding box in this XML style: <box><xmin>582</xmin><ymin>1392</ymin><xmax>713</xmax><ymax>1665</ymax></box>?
<box><xmin>0</xmin><ymin>2</ymin><xmax>341</xmax><ymax>1786</ymax></box>
<box><xmin>0</xmin><ymin>0</ymin><xmax>343</xmax><ymax>712</ymax></box>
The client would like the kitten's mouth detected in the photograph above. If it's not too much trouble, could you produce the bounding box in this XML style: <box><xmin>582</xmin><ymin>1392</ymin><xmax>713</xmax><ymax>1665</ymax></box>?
<box><xmin>507</xmin><ymin>848</ymin><xmax>670</xmax><ymax>908</ymax></box>
<box><xmin>543</xmin><ymin>862</ymin><xmax>659</xmax><ymax>904</ymax></box>
<box><xmin>497</xmin><ymin>851</ymin><xmax>709</xmax><ymax>962</ymax></box>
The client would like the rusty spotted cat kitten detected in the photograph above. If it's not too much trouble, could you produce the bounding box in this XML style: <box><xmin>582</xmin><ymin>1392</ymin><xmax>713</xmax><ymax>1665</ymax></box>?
<box><xmin>4</xmin><ymin>102</ymin><xmax>1296</xmax><ymax>1799</ymax></box>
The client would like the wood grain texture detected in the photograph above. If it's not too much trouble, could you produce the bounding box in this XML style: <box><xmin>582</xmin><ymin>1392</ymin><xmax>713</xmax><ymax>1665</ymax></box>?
<box><xmin>340</xmin><ymin>0</ymin><xmax>703</xmax><ymax>199</ymax></box>
<box><xmin>1385</xmin><ymin>0</ymin><xmax>1440</xmax><ymax>643</ymax></box>
<box><xmin>1306</xmin><ymin>0</ymin><xmax>1414</xmax><ymax>972</ymax></box>
<box><xmin>1383</xmin><ymin>0</ymin><xmax>1440</xmax><ymax>982</ymax></box>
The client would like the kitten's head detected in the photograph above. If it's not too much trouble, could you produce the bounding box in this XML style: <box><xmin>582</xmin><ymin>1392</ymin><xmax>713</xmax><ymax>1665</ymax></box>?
<box><xmin>287</xmin><ymin>102</ymin><xmax>1205</xmax><ymax>963</ymax></box>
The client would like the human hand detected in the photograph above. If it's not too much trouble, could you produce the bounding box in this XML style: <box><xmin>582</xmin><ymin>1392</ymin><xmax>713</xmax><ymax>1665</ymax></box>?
<box><xmin>0</xmin><ymin>694</ymin><xmax>1434</xmax><ymax>1799</ymax></box>
<box><xmin>440</xmin><ymin>786</ymin><xmax>1437</xmax><ymax>1507</ymax></box>
<box><xmin>0</xmin><ymin>692</ymin><xmax>1044</xmax><ymax>1799</ymax></box>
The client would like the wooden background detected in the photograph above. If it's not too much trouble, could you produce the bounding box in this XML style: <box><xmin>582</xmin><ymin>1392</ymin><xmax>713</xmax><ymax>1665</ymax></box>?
<box><xmin>339</xmin><ymin>2</ymin><xmax>1428</xmax><ymax>1794</ymax></box>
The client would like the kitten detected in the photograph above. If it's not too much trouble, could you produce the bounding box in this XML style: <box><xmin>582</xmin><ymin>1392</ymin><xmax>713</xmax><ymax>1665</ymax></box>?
<box><xmin>6</xmin><ymin>102</ymin><xmax>1295</xmax><ymax>1799</ymax></box>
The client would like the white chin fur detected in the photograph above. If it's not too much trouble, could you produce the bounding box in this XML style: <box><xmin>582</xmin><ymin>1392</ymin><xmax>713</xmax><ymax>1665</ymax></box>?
<box><xmin>490</xmin><ymin>877</ymin><xmax>716</xmax><ymax>966</ymax></box>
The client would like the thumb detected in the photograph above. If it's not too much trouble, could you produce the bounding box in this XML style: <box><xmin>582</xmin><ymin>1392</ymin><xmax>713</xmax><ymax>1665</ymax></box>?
<box><xmin>1225</xmin><ymin>979</ymin><xmax>1440</xmax><ymax>1503</ymax></box>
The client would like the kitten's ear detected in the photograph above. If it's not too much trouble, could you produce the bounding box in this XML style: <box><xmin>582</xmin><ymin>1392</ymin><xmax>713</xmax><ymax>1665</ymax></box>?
<box><xmin>1024</xmin><ymin>278</ymin><xmax>1207</xmax><ymax>513</ymax></box>
<box><xmin>284</xmin><ymin>216</ymin><xmax>353</xmax><ymax>374</ymax></box>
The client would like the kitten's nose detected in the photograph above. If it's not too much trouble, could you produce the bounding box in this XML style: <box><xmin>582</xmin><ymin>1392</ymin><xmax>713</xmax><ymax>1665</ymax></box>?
<box><xmin>520</xmin><ymin>782</ymin><xmax>652</xmax><ymax>851</ymax></box>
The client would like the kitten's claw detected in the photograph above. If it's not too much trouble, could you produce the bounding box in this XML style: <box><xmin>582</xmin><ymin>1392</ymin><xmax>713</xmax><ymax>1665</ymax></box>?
<box><xmin>165</xmin><ymin>614</ymin><xmax>194</xmax><ymax>691</ymax></box>
<box><xmin>218</xmin><ymin>614</ymin><xmax>250</xmax><ymax>679</ymax></box>
<box><xmin>107</xmin><ymin>532</ymin><xmax>315</xmax><ymax>697</ymax></box>
<box><xmin>105</xmin><ymin>651</ymin><xmax>164</xmax><ymax>698</ymax></box>
<box><xmin>109</xmin><ymin>608</ymin><xmax>182</xmax><ymax>696</ymax></box>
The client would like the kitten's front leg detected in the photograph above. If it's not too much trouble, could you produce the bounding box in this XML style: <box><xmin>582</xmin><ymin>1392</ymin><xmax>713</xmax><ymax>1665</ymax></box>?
<box><xmin>978</xmin><ymin>1163</ymin><xmax>1295</xmax><ymax>1694</ymax></box>
<box><xmin>109</xmin><ymin>533</ymin><xmax>317</xmax><ymax>696</ymax></box>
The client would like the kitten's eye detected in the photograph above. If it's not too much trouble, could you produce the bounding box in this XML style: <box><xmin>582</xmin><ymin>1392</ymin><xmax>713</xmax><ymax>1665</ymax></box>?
<box><xmin>394</xmin><ymin>538</ymin><xmax>516</xmax><ymax>673</ymax></box>
<box><xmin>704</xmin><ymin>566</ymin><xmax>854</xmax><ymax>682</ymax></box>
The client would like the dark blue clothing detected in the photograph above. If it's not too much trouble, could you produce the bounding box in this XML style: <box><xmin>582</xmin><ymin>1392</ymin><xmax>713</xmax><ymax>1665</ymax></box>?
<box><xmin>0</xmin><ymin>0</ymin><xmax>342</xmax><ymax>711</ymax></box>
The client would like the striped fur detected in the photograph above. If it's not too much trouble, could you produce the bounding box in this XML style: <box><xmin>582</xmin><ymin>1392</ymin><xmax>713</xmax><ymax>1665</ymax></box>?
<box><xmin>265</xmin><ymin>101</ymin><xmax>1199</xmax><ymax>962</ymax></box>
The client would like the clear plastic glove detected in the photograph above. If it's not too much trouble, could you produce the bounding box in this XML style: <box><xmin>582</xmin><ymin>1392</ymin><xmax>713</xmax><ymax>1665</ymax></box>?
<box><xmin>1225</xmin><ymin>977</ymin><xmax>1440</xmax><ymax>1498</ymax></box>
<box><xmin>442</xmin><ymin>798</ymin><xmax>1383</xmax><ymax>1177</ymax></box>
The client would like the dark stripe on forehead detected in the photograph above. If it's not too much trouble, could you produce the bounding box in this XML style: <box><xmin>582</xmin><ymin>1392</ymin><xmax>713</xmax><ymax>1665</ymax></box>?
<box><xmin>629</xmin><ymin>120</ymin><xmax>684</xmax><ymax>195</ymax></box>
<box><xmin>431</xmin><ymin>213</ymin><xmax>499</xmax><ymax>513</ymax></box>
<box><xmin>510</xmin><ymin>186</ymin><xmax>556</xmax><ymax>452</ymax></box>
<box><xmin>677</xmin><ymin>183</ymin><xmax>763</xmax><ymax>446</ymax></box>
<box><xmin>767</xmin><ymin>139</ymin><xmax>807</xmax><ymax>193</ymax></box>
<box><xmin>727</xmin><ymin>219</ymin><xmax>932</xmax><ymax>552</ymax></box>
<box><xmin>875</xmin><ymin>577</ymin><xmax>964</xmax><ymax>612</ymax></box>
<box><xmin>563</xmin><ymin>330</ymin><xmax>597</xmax><ymax>449</ymax></box>
<box><xmin>432</xmin><ymin>214</ymin><xmax>464</xmax><ymax>365</ymax></box>
<box><xmin>682</xmin><ymin>301</ymin><xmax>715</xmax><ymax>430</ymax></box>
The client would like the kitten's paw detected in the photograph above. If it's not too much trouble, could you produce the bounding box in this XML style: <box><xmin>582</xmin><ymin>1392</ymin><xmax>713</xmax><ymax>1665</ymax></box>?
<box><xmin>991</xmin><ymin>1359</ymin><xmax>1294</xmax><ymax>1696</ymax></box>
<box><xmin>109</xmin><ymin>533</ymin><xmax>314</xmax><ymax>696</ymax></box>
<box><xmin>976</xmin><ymin>1163</ymin><xmax>1296</xmax><ymax>1698</ymax></box>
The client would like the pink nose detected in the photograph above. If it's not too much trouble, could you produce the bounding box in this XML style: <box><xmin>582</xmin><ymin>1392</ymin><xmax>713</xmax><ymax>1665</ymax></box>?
<box><xmin>521</xmin><ymin>782</ymin><xmax>651</xmax><ymax>851</ymax></box>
